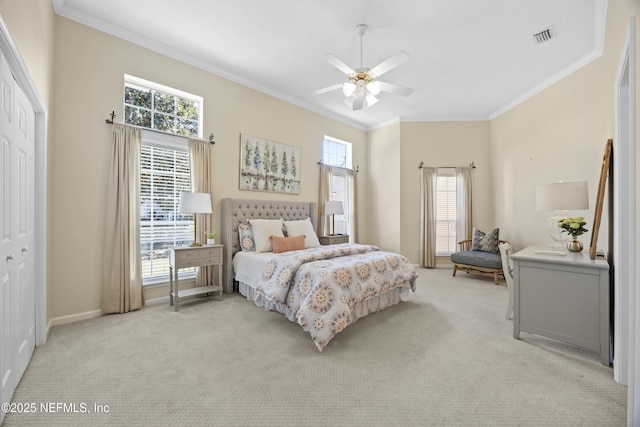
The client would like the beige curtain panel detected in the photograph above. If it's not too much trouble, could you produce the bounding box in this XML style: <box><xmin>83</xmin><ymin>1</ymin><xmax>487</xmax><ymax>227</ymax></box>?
<box><xmin>456</xmin><ymin>167</ymin><xmax>473</xmax><ymax>242</ymax></box>
<box><xmin>318</xmin><ymin>165</ymin><xmax>332</xmax><ymax>236</ymax></box>
<box><xmin>102</xmin><ymin>123</ymin><xmax>143</xmax><ymax>314</ymax></box>
<box><xmin>346</xmin><ymin>168</ymin><xmax>358</xmax><ymax>242</ymax></box>
<box><xmin>189</xmin><ymin>139</ymin><xmax>215</xmax><ymax>288</ymax></box>
<box><xmin>419</xmin><ymin>167</ymin><xmax>437</xmax><ymax>268</ymax></box>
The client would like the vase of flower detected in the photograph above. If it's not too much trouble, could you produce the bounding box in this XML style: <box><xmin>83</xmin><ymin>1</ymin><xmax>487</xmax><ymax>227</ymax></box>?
<box><xmin>558</xmin><ymin>217</ymin><xmax>588</xmax><ymax>253</ymax></box>
<box><xmin>206</xmin><ymin>231</ymin><xmax>216</xmax><ymax>245</ymax></box>
<box><xmin>567</xmin><ymin>235</ymin><xmax>584</xmax><ymax>252</ymax></box>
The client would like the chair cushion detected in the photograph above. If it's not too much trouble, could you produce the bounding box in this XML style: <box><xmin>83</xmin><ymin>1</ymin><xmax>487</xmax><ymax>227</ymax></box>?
<box><xmin>450</xmin><ymin>250</ymin><xmax>503</xmax><ymax>270</ymax></box>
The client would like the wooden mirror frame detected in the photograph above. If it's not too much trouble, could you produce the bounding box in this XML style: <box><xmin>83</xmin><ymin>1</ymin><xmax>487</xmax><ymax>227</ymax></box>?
<box><xmin>589</xmin><ymin>139</ymin><xmax>612</xmax><ymax>259</ymax></box>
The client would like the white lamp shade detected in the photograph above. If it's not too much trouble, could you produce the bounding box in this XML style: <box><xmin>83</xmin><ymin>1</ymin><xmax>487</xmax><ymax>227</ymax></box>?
<box><xmin>178</xmin><ymin>192</ymin><xmax>212</xmax><ymax>214</ymax></box>
<box><xmin>367</xmin><ymin>81</ymin><xmax>381</xmax><ymax>95</ymax></box>
<box><xmin>342</xmin><ymin>82</ymin><xmax>356</xmax><ymax>97</ymax></box>
<box><xmin>536</xmin><ymin>181</ymin><xmax>589</xmax><ymax>211</ymax></box>
<box><xmin>325</xmin><ymin>200</ymin><xmax>344</xmax><ymax>216</ymax></box>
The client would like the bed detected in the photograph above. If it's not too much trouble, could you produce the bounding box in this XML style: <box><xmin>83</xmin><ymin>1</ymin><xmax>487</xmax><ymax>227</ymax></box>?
<box><xmin>221</xmin><ymin>198</ymin><xmax>417</xmax><ymax>351</ymax></box>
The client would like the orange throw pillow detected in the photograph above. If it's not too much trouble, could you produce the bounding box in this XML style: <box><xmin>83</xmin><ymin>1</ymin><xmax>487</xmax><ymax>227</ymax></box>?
<box><xmin>270</xmin><ymin>235</ymin><xmax>306</xmax><ymax>253</ymax></box>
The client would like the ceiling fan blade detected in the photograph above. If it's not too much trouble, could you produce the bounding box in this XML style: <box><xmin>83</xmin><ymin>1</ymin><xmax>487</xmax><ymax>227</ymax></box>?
<box><xmin>324</xmin><ymin>54</ymin><xmax>356</xmax><ymax>75</ymax></box>
<box><xmin>369</xmin><ymin>50</ymin><xmax>410</xmax><ymax>77</ymax></box>
<box><xmin>376</xmin><ymin>80</ymin><xmax>413</xmax><ymax>97</ymax></box>
<box><xmin>311</xmin><ymin>83</ymin><xmax>343</xmax><ymax>96</ymax></box>
<box><xmin>352</xmin><ymin>91</ymin><xmax>365</xmax><ymax>110</ymax></box>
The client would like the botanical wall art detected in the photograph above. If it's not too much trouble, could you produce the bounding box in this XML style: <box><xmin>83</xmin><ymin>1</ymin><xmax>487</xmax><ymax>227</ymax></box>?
<box><xmin>240</xmin><ymin>134</ymin><xmax>301</xmax><ymax>194</ymax></box>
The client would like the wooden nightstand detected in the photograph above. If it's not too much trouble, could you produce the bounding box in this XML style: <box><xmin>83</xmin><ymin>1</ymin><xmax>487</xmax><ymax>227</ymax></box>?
<box><xmin>319</xmin><ymin>235</ymin><xmax>349</xmax><ymax>245</ymax></box>
<box><xmin>169</xmin><ymin>244</ymin><xmax>223</xmax><ymax>311</ymax></box>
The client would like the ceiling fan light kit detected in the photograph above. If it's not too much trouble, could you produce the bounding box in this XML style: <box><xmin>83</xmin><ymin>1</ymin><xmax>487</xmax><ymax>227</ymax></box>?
<box><xmin>313</xmin><ymin>24</ymin><xmax>413</xmax><ymax>111</ymax></box>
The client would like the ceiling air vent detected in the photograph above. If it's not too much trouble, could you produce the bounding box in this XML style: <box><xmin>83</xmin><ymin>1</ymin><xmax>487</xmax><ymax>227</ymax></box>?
<box><xmin>533</xmin><ymin>26</ymin><xmax>556</xmax><ymax>44</ymax></box>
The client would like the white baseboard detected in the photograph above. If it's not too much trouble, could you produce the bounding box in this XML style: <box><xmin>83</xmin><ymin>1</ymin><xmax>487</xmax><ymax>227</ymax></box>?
<box><xmin>46</xmin><ymin>309</ymin><xmax>103</xmax><ymax>337</ymax></box>
<box><xmin>44</xmin><ymin>298</ymin><xmax>170</xmax><ymax>338</ymax></box>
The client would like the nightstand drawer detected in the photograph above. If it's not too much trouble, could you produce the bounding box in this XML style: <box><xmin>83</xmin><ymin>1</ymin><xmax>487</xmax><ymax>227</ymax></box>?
<box><xmin>319</xmin><ymin>235</ymin><xmax>349</xmax><ymax>245</ymax></box>
<box><xmin>173</xmin><ymin>246</ymin><xmax>222</xmax><ymax>263</ymax></box>
<box><xmin>200</xmin><ymin>246</ymin><xmax>222</xmax><ymax>258</ymax></box>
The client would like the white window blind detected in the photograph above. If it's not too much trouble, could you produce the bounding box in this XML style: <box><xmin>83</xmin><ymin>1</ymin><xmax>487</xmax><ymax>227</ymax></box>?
<box><xmin>323</xmin><ymin>136</ymin><xmax>352</xmax><ymax>235</ymax></box>
<box><xmin>435</xmin><ymin>168</ymin><xmax>457</xmax><ymax>255</ymax></box>
<box><xmin>331</xmin><ymin>170</ymin><xmax>349</xmax><ymax>235</ymax></box>
<box><xmin>140</xmin><ymin>144</ymin><xmax>195</xmax><ymax>283</ymax></box>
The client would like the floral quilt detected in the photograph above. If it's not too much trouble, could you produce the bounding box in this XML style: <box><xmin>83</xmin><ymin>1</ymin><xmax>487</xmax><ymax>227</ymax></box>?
<box><xmin>254</xmin><ymin>243</ymin><xmax>417</xmax><ymax>351</ymax></box>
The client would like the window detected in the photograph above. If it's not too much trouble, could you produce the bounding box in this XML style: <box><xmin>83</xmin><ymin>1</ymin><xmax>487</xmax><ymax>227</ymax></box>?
<box><xmin>435</xmin><ymin>168</ymin><xmax>457</xmax><ymax>255</ymax></box>
<box><xmin>140</xmin><ymin>143</ymin><xmax>195</xmax><ymax>283</ymax></box>
<box><xmin>124</xmin><ymin>74</ymin><xmax>203</xmax><ymax>138</ymax></box>
<box><xmin>127</xmin><ymin>76</ymin><xmax>203</xmax><ymax>284</ymax></box>
<box><xmin>323</xmin><ymin>136</ymin><xmax>353</xmax><ymax>235</ymax></box>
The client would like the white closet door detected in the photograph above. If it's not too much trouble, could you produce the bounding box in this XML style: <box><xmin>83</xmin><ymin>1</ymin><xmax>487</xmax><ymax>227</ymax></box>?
<box><xmin>0</xmin><ymin>48</ymin><xmax>35</xmax><ymax>414</ymax></box>
<box><xmin>0</xmin><ymin>48</ymin><xmax>16</xmax><ymax>409</ymax></box>
<box><xmin>14</xmin><ymin>77</ymin><xmax>35</xmax><ymax>381</ymax></box>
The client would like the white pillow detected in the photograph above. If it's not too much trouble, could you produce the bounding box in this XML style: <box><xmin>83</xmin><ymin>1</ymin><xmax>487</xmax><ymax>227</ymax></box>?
<box><xmin>248</xmin><ymin>219</ymin><xmax>284</xmax><ymax>252</ymax></box>
<box><xmin>283</xmin><ymin>218</ymin><xmax>320</xmax><ymax>248</ymax></box>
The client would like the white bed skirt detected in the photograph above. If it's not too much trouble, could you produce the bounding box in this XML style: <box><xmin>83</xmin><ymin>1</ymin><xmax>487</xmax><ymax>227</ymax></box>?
<box><xmin>238</xmin><ymin>281</ymin><xmax>413</xmax><ymax>325</ymax></box>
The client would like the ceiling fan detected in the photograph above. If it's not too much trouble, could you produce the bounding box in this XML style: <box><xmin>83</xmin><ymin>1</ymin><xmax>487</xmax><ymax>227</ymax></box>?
<box><xmin>313</xmin><ymin>24</ymin><xmax>413</xmax><ymax>111</ymax></box>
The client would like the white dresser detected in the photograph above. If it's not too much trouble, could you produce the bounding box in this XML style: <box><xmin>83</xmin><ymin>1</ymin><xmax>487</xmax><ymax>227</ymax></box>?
<box><xmin>511</xmin><ymin>246</ymin><xmax>610</xmax><ymax>365</ymax></box>
<box><xmin>169</xmin><ymin>245</ymin><xmax>223</xmax><ymax>311</ymax></box>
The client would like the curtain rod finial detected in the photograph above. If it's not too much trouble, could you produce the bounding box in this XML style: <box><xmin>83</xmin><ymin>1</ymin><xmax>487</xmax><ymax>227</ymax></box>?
<box><xmin>209</xmin><ymin>133</ymin><xmax>215</xmax><ymax>144</ymax></box>
<box><xmin>105</xmin><ymin>110</ymin><xmax>116</xmax><ymax>125</ymax></box>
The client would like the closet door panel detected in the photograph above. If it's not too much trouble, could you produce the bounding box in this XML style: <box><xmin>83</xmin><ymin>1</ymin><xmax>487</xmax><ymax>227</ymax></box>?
<box><xmin>0</xmin><ymin>50</ymin><xmax>15</xmax><ymax>410</ymax></box>
<box><xmin>14</xmin><ymin>82</ymin><xmax>34</xmax><ymax>379</ymax></box>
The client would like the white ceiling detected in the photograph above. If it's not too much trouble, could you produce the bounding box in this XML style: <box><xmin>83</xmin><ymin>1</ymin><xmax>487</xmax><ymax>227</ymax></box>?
<box><xmin>52</xmin><ymin>0</ymin><xmax>605</xmax><ymax>130</ymax></box>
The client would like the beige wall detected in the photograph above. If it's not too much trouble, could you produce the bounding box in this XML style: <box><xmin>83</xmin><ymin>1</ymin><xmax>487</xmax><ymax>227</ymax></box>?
<box><xmin>2</xmin><ymin>1</ymin><xmax>638</xmax><ymax>324</ymax></box>
<box><xmin>490</xmin><ymin>0</ymin><xmax>640</xmax><ymax>253</ymax></box>
<box><xmin>367</xmin><ymin>122</ymin><xmax>401</xmax><ymax>252</ymax></box>
<box><xmin>47</xmin><ymin>17</ymin><xmax>367</xmax><ymax>319</ymax></box>
<box><xmin>0</xmin><ymin>0</ymin><xmax>55</xmax><ymax>106</ymax></box>
<box><xmin>399</xmin><ymin>121</ymin><xmax>493</xmax><ymax>263</ymax></box>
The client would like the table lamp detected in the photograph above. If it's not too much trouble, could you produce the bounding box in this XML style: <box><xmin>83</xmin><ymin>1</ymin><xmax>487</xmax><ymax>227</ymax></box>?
<box><xmin>536</xmin><ymin>181</ymin><xmax>588</xmax><ymax>247</ymax></box>
<box><xmin>178</xmin><ymin>192</ymin><xmax>212</xmax><ymax>247</ymax></box>
<box><xmin>325</xmin><ymin>200</ymin><xmax>344</xmax><ymax>236</ymax></box>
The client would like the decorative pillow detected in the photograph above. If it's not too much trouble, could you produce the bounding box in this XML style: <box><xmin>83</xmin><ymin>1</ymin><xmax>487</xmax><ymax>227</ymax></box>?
<box><xmin>270</xmin><ymin>235</ymin><xmax>306</xmax><ymax>254</ymax></box>
<box><xmin>237</xmin><ymin>223</ymin><xmax>255</xmax><ymax>251</ymax></box>
<box><xmin>283</xmin><ymin>218</ymin><xmax>321</xmax><ymax>248</ymax></box>
<box><xmin>472</xmin><ymin>227</ymin><xmax>500</xmax><ymax>253</ymax></box>
<box><xmin>248</xmin><ymin>218</ymin><xmax>285</xmax><ymax>252</ymax></box>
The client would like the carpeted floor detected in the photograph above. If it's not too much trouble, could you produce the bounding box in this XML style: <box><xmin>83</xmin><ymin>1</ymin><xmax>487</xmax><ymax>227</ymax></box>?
<box><xmin>3</xmin><ymin>268</ymin><xmax>627</xmax><ymax>426</ymax></box>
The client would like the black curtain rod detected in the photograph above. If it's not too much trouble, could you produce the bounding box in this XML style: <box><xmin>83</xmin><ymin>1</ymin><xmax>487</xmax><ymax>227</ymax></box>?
<box><xmin>105</xmin><ymin>110</ymin><xmax>215</xmax><ymax>144</ymax></box>
<box><xmin>418</xmin><ymin>161</ymin><xmax>475</xmax><ymax>169</ymax></box>
<box><xmin>318</xmin><ymin>160</ymin><xmax>359</xmax><ymax>173</ymax></box>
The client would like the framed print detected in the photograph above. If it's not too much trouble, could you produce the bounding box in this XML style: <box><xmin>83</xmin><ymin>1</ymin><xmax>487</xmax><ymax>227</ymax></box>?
<box><xmin>589</xmin><ymin>139</ymin><xmax>612</xmax><ymax>259</ymax></box>
<box><xmin>240</xmin><ymin>134</ymin><xmax>301</xmax><ymax>194</ymax></box>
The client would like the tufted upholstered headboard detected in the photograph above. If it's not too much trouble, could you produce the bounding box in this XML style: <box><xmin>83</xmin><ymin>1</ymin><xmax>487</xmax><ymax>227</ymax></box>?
<box><xmin>220</xmin><ymin>198</ymin><xmax>318</xmax><ymax>293</ymax></box>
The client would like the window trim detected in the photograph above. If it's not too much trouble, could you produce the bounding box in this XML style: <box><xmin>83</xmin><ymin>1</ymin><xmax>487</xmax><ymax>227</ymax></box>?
<box><xmin>435</xmin><ymin>168</ymin><xmax>457</xmax><ymax>256</ymax></box>
<box><xmin>323</xmin><ymin>135</ymin><xmax>354</xmax><ymax>237</ymax></box>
